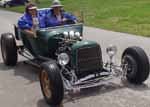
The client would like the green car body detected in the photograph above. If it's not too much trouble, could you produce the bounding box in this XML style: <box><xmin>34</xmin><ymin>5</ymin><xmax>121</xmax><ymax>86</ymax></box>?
<box><xmin>1</xmin><ymin>16</ymin><xmax>150</xmax><ymax>107</ymax></box>
<box><xmin>19</xmin><ymin>23</ymin><xmax>102</xmax><ymax>75</ymax></box>
<box><xmin>21</xmin><ymin>23</ymin><xmax>84</xmax><ymax>56</ymax></box>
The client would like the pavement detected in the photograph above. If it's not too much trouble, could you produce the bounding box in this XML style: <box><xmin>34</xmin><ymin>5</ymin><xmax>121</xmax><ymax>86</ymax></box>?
<box><xmin>0</xmin><ymin>10</ymin><xmax>150</xmax><ymax>107</ymax></box>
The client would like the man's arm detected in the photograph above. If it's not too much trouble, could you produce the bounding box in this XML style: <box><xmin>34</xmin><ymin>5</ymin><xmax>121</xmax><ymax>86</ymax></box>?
<box><xmin>23</xmin><ymin>29</ymin><xmax>36</xmax><ymax>38</ymax></box>
<box><xmin>18</xmin><ymin>16</ymin><xmax>36</xmax><ymax>38</ymax></box>
<box><xmin>63</xmin><ymin>12</ymin><xmax>77</xmax><ymax>23</ymax></box>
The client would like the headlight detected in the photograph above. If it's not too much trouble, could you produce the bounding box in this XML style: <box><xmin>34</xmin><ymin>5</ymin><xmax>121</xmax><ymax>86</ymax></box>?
<box><xmin>75</xmin><ymin>32</ymin><xmax>82</xmax><ymax>40</ymax></box>
<box><xmin>64</xmin><ymin>31</ymin><xmax>81</xmax><ymax>40</ymax></box>
<box><xmin>57</xmin><ymin>53</ymin><xmax>70</xmax><ymax>66</ymax></box>
<box><xmin>69</xmin><ymin>31</ymin><xmax>75</xmax><ymax>39</ymax></box>
<box><xmin>63</xmin><ymin>31</ymin><xmax>69</xmax><ymax>39</ymax></box>
<box><xmin>75</xmin><ymin>32</ymin><xmax>81</xmax><ymax>38</ymax></box>
<box><xmin>106</xmin><ymin>45</ymin><xmax>117</xmax><ymax>58</ymax></box>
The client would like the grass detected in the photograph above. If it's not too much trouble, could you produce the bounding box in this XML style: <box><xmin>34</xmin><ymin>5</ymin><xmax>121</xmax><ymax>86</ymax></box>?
<box><xmin>3</xmin><ymin>0</ymin><xmax>150</xmax><ymax>37</ymax></box>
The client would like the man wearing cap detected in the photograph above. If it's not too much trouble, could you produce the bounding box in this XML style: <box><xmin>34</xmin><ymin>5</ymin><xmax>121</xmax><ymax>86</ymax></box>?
<box><xmin>45</xmin><ymin>0</ymin><xmax>77</xmax><ymax>27</ymax></box>
<box><xmin>18</xmin><ymin>3</ymin><xmax>46</xmax><ymax>37</ymax></box>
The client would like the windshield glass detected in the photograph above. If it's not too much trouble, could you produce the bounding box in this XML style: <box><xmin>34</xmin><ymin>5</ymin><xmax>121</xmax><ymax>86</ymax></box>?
<box><xmin>37</xmin><ymin>11</ymin><xmax>84</xmax><ymax>31</ymax></box>
<box><xmin>72</xmin><ymin>11</ymin><xmax>84</xmax><ymax>23</ymax></box>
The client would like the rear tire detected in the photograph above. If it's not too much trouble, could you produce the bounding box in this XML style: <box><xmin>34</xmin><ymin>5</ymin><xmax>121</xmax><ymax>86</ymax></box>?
<box><xmin>40</xmin><ymin>61</ymin><xmax>64</xmax><ymax>106</ymax></box>
<box><xmin>1</xmin><ymin>33</ymin><xmax>18</xmax><ymax>66</ymax></box>
<box><xmin>122</xmin><ymin>46</ymin><xmax>150</xmax><ymax>84</ymax></box>
<box><xmin>4</xmin><ymin>4</ymin><xmax>10</xmax><ymax>8</ymax></box>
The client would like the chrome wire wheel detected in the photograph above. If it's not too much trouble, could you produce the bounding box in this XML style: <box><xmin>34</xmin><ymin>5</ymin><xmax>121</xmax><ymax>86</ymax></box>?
<box><xmin>122</xmin><ymin>55</ymin><xmax>137</xmax><ymax>79</ymax></box>
<box><xmin>41</xmin><ymin>70</ymin><xmax>52</xmax><ymax>99</ymax></box>
<box><xmin>121</xmin><ymin>46</ymin><xmax>150</xmax><ymax>84</ymax></box>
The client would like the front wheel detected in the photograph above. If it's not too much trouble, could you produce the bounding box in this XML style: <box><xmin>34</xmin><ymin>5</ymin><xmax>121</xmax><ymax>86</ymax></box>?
<box><xmin>122</xmin><ymin>46</ymin><xmax>150</xmax><ymax>84</ymax></box>
<box><xmin>40</xmin><ymin>61</ymin><xmax>64</xmax><ymax>106</ymax></box>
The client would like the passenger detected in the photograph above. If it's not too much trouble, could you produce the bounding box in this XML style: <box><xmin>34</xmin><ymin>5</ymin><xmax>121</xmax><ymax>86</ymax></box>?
<box><xmin>18</xmin><ymin>3</ymin><xmax>46</xmax><ymax>37</ymax></box>
<box><xmin>45</xmin><ymin>0</ymin><xmax>77</xmax><ymax>27</ymax></box>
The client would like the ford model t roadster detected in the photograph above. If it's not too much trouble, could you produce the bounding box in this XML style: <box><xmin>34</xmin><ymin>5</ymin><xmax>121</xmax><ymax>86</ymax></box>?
<box><xmin>1</xmin><ymin>12</ymin><xmax>150</xmax><ymax>106</ymax></box>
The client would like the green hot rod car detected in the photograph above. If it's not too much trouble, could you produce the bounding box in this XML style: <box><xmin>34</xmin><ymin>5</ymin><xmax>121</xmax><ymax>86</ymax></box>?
<box><xmin>1</xmin><ymin>14</ymin><xmax>150</xmax><ymax>106</ymax></box>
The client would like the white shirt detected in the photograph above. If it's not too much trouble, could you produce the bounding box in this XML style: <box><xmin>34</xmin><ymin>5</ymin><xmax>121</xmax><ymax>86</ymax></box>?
<box><xmin>32</xmin><ymin>17</ymin><xmax>39</xmax><ymax>30</ymax></box>
<box><xmin>56</xmin><ymin>14</ymin><xmax>62</xmax><ymax>22</ymax></box>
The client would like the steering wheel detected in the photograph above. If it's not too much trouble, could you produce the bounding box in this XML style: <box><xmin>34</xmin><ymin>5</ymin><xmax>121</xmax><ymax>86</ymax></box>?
<box><xmin>66</xmin><ymin>19</ymin><xmax>76</xmax><ymax>24</ymax></box>
<box><xmin>61</xmin><ymin>19</ymin><xmax>76</xmax><ymax>25</ymax></box>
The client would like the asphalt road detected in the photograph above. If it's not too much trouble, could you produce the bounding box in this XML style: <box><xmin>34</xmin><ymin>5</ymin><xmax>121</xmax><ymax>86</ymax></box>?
<box><xmin>0</xmin><ymin>10</ymin><xmax>150</xmax><ymax>107</ymax></box>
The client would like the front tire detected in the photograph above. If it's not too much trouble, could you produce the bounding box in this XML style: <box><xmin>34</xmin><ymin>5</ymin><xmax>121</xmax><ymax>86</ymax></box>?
<box><xmin>122</xmin><ymin>46</ymin><xmax>150</xmax><ymax>84</ymax></box>
<box><xmin>40</xmin><ymin>61</ymin><xmax>64</xmax><ymax>106</ymax></box>
<box><xmin>1</xmin><ymin>33</ymin><xmax>18</xmax><ymax>66</ymax></box>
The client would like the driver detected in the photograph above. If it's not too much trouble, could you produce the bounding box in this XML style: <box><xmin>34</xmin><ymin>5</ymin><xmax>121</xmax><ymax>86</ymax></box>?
<box><xmin>18</xmin><ymin>3</ymin><xmax>46</xmax><ymax>37</ymax></box>
<box><xmin>45</xmin><ymin>0</ymin><xmax>77</xmax><ymax>27</ymax></box>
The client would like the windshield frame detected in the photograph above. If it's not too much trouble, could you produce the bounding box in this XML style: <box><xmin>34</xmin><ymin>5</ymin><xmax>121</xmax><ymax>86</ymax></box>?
<box><xmin>39</xmin><ymin>23</ymin><xmax>83</xmax><ymax>31</ymax></box>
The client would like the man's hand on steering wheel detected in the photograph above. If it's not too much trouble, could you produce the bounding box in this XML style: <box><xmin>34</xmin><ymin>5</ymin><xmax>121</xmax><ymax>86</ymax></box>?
<box><xmin>61</xmin><ymin>18</ymin><xmax>76</xmax><ymax>25</ymax></box>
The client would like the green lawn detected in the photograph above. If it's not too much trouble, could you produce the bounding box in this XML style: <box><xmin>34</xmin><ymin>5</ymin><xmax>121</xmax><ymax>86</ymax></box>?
<box><xmin>3</xmin><ymin>0</ymin><xmax>150</xmax><ymax>37</ymax></box>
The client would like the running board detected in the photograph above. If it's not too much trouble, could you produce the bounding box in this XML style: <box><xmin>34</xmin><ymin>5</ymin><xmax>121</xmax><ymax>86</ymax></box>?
<box><xmin>23</xmin><ymin>60</ymin><xmax>41</xmax><ymax>68</ymax></box>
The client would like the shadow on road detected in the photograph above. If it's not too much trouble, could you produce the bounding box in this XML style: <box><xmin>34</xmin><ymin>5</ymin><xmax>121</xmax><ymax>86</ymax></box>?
<box><xmin>37</xmin><ymin>99</ymin><xmax>50</xmax><ymax>107</ymax></box>
<box><xmin>121</xmin><ymin>78</ymin><xmax>149</xmax><ymax>91</ymax></box>
<box><xmin>37</xmin><ymin>79</ymin><xmax>150</xmax><ymax>107</ymax></box>
<box><xmin>64</xmin><ymin>82</ymin><xmax>124</xmax><ymax>103</ymax></box>
<box><xmin>14</xmin><ymin>61</ymin><xmax>40</xmax><ymax>84</ymax></box>
<box><xmin>37</xmin><ymin>82</ymin><xmax>125</xmax><ymax>107</ymax></box>
<box><xmin>0</xmin><ymin>62</ymin><xmax>149</xmax><ymax>107</ymax></box>
<box><xmin>0</xmin><ymin>61</ymin><xmax>40</xmax><ymax>84</ymax></box>
<box><xmin>0</xmin><ymin>62</ymin><xmax>16</xmax><ymax>71</ymax></box>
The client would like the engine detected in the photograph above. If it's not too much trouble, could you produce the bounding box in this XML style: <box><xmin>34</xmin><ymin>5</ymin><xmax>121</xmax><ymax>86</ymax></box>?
<box><xmin>56</xmin><ymin>39</ymin><xmax>103</xmax><ymax>79</ymax></box>
<box><xmin>55</xmin><ymin>31</ymin><xmax>103</xmax><ymax>79</ymax></box>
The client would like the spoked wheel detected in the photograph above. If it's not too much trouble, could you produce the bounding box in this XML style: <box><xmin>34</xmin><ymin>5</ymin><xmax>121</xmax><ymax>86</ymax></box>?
<box><xmin>122</xmin><ymin>46</ymin><xmax>150</xmax><ymax>84</ymax></box>
<box><xmin>1</xmin><ymin>33</ymin><xmax>18</xmax><ymax>66</ymax></box>
<box><xmin>122</xmin><ymin>55</ymin><xmax>138</xmax><ymax>79</ymax></box>
<box><xmin>41</xmin><ymin>70</ymin><xmax>52</xmax><ymax>99</ymax></box>
<box><xmin>40</xmin><ymin>61</ymin><xmax>64</xmax><ymax>106</ymax></box>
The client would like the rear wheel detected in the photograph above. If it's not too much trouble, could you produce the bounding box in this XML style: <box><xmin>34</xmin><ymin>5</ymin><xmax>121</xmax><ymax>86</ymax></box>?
<box><xmin>4</xmin><ymin>4</ymin><xmax>10</xmax><ymax>8</ymax></box>
<box><xmin>122</xmin><ymin>46</ymin><xmax>150</xmax><ymax>84</ymax></box>
<box><xmin>40</xmin><ymin>61</ymin><xmax>64</xmax><ymax>106</ymax></box>
<box><xmin>1</xmin><ymin>33</ymin><xmax>18</xmax><ymax>66</ymax></box>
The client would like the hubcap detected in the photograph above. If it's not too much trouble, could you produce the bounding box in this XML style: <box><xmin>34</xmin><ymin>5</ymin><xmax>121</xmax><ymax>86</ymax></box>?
<box><xmin>41</xmin><ymin>70</ymin><xmax>52</xmax><ymax>99</ymax></box>
<box><xmin>122</xmin><ymin>56</ymin><xmax>137</xmax><ymax>78</ymax></box>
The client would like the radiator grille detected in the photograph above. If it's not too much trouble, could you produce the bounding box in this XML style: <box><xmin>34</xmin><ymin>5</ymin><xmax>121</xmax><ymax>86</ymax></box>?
<box><xmin>76</xmin><ymin>45</ymin><xmax>102</xmax><ymax>73</ymax></box>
